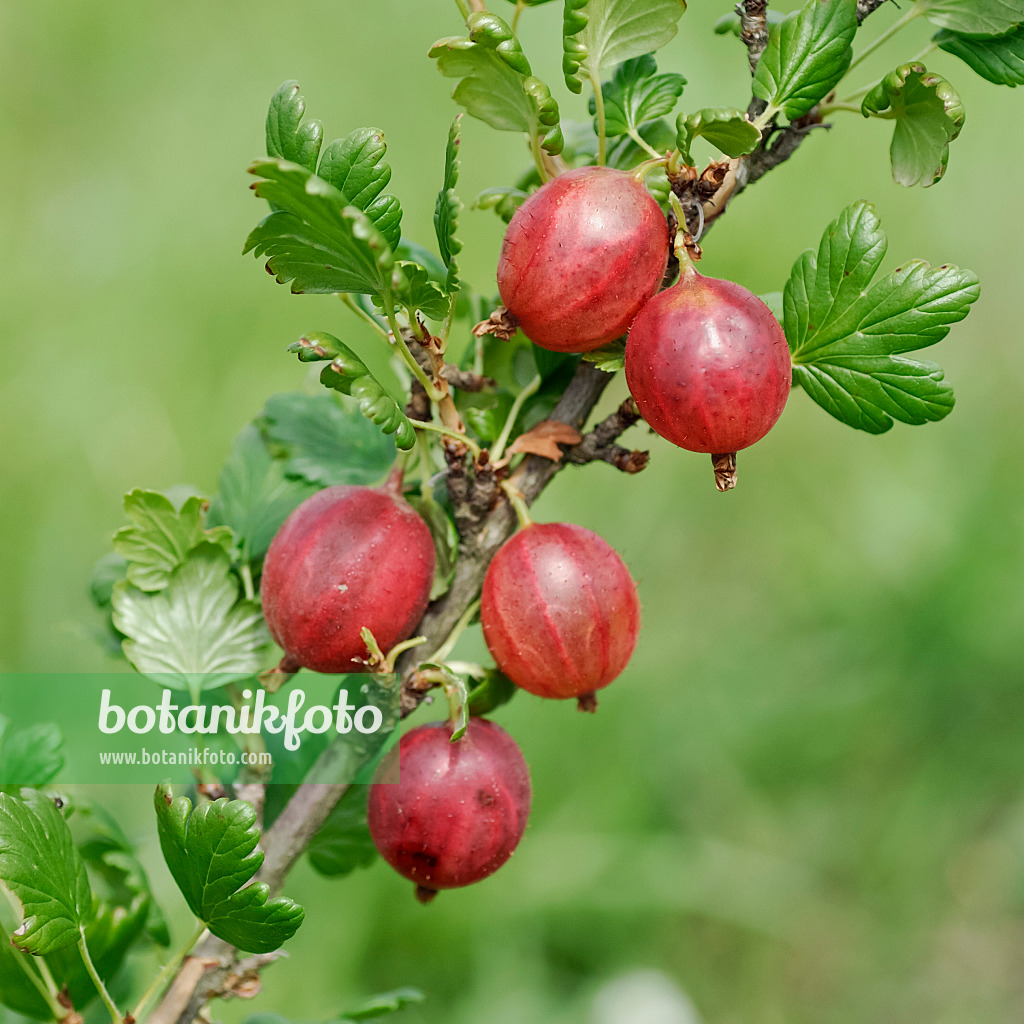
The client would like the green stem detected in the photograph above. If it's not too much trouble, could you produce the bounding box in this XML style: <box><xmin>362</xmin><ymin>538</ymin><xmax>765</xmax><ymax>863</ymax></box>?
<box><xmin>412</xmin><ymin>419</ymin><xmax>482</xmax><ymax>459</ymax></box>
<box><xmin>453</xmin><ymin>0</ymin><xmax>471</xmax><ymax>21</ymax></box>
<box><xmin>627</xmin><ymin>128</ymin><xmax>663</xmax><ymax>160</ymax></box>
<box><xmin>668</xmin><ymin>192</ymin><xmax>698</xmax><ymax>273</ymax></box>
<box><xmin>908</xmin><ymin>39</ymin><xmax>939</xmax><ymax>64</ymax></box>
<box><xmin>439</xmin><ymin>291</ymin><xmax>459</xmax><ymax>352</ymax></box>
<box><xmin>530</xmin><ymin>130</ymin><xmax>550</xmax><ymax>183</ymax></box>
<box><xmin>340</xmin><ymin>293</ymin><xmax>390</xmax><ymax>344</ymax></box>
<box><xmin>383</xmin><ymin>635</ymin><xmax>428</xmax><ymax>674</ymax></box>
<box><xmin>846</xmin><ymin>6</ymin><xmax>921</xmax><ymax>75</ymax></box>
<box><xmin>432</xmin><ymin>599</ymin><xmax>482</xmax><ymax>665</ymax></box>
<box><xmin>0</xmin><ymin>924</ymin><xmax>64</xmax><ymax>1020</ymax></box>
<box><xmin>590</xmin><ymin>71</ymin><xmax>607</xmax><ymax>166</ymax></box>
<box><xmin>500</xmin><ymin>480</ymin><xmax>533</xmax><ymax>528</ymax></box>
<box><xmin>240</xmin><ymin>562</ymin><xmax>255</xmax><ymax>602</ymax></box>
<box><xmin>818</xmin><ymin>102</ymin><xmax>866</xmax><ymax>116</ymax></box>
<box><xmin>490</xmin><ymin>373</ymin><xmax>541</xmax><ymax>463</ymax></box>
<box><xmin>77</xmin><ymin>931</ymin><xmax>121</xmax><ymax>1024</ymax></box>
<box><xmin>132</xmin><ymin>921</ymin><xmax>208</xmax><ymax>1022</ymax></box>
<box><xmin>631</xmin><ymin>155</ymin><xmax>669</xmax><ymax>182</ymax></box>
<box><xmin>512</xmin><ymin>0</ymin><xmax>526</xmax><ymax>33</ymax></box>
<box><xmin>383</xmin><ymin>302</ymin><xmax>444</xmax><ymax>402</ymax></box>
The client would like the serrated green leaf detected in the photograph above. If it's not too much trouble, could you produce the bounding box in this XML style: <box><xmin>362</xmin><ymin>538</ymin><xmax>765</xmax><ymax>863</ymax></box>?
<box><xmin>306</xmin><ymin>787</ymin><xmax>377</xmax><ymax>878</ymax></box>
<box><xmin>0</xmin><ymin>791</ymin><xmax>91</xmax><ymax>955</ymax></box>
<box><xmin>246</xmin><ymin>158</ymin><xmax>394</xmax><ymax>297</ymax></box>
<box><xmin>313</xmin><ymin>333</ymin><xmax>417</xmax><ymax>451</ymax></box>
<box><xmin>266</xmin><ymin>81</ymin><xmax>323</xmax><ymax>173</ymax></box>
<box><xmin>591</xmin><ymin>54</ymin><xmax>685</xmax><ymax>139</ymax></box>
<box><xmin>675</xmin><ymin>108</ymin><xmax>761</xmax><ymax>165</ymax></box>
<box><xmin>376</xmin><ymin>261</ymin><xmax>450</xmax><ymax>321</ymax></box>
<box><xmin>339</xmin><ymin>988</ymin><xmax>425</xmax><ymax>1022</ymax></box>
<box><xmin>862</xmin><ymin>63</ymin><xmax>965</xmax><ymax>187</ymax></box>
<box><xmin>434</xmin><ymin>116</ymin><xmax>463</xmax><ymax>293</ymax></box>
<box><xmin>752</xmin><ymin>0</ymin><xmax>857</xmax><ymax>120</ymax></box>
<box><xmin>915</xmin><ymin>0</ymin><xmax>1024</xmax><ymax>36</ymax></box>
<box><xmin>784</xmin><ymin>201</ymin><xmax>979</xmax><ymax>432</ymax></box>
<box><xmin>0</xmin><ymin>716</ymin><xmax>63</xmax><ymax>788</ymax></box>
<box><xmin>154</xmin><ymin>784</ymin><xmax>304</xmax><ymax>953</ymax></box>
<box><xmin>406</xmin><ymin>493</ymin><xmax>458</xmax><ymax>600</ymax></box>
<box><xmin>431</xmin><ymin>13</ymin><xmax>563</xmax><ymax>154</ymax></box>
<box><xmin>317</xmin><ymin>128</ymin><xmax>403</xmax><ymax>253</ymax></box>
<box><xmin>563</xmin><ymin>0</ymin><xmax>687</xmax><ymax>94</ymax></box>
<box><xmin>206</xmin><ymin>425</ymin><xmax>318</xmax><ymax>563</ymax></box>
<box><xmin>260</xmin><ymin>391</ymin><xmax>398</xmax><ymax>485</ymax></box>
<box><xmin>936</xmin><ymin>25</ymin><xmax>1024</xmax><ymax>85</ymax></box>
<box><xmin>112</xmin><ymin>542</ymin><xmax>269</xmax><ymax>691</ymax></box>
<box><xmin>581</xmin><ymin>341</ymin><xmax>626</xmax><ymax>373</ymax></box>
<box><xmin>112</xmin><ymin>490</ymin><xmax>232</xmax><ymax>593</ymax></box>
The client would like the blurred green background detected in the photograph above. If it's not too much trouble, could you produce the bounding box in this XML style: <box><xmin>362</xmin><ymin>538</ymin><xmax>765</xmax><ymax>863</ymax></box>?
<box><xmin>2</xmin><ymin>1</ymin><xmax>1024</xmax><ymax>1023</ymax></box>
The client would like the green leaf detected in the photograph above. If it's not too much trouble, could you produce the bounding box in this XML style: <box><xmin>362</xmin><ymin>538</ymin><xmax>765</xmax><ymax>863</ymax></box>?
<box><xmin>466</xmin><ymin>668</ymin><xmax>518</xmax><ymax>716</ymax></box>
<box><xmin>915</xmin><ymin>0</ymin><xmax>1024</xmax><ymax>36</ymax></box>
<box><xmin>314</xmin><ymin>333</ymin><xmax>417</xmax><ymax>451</ymax></box>
<box><xmin>307</xmin><ymin>787</ymin><xmax>377</xmax><ymax>878</ymax></box>
<box><xmin>752</xmin><ymin>0</ymin><xmax>857</xmax><ymax>120</ymax></box>
<box><xmin>316</xmin><ymin>128</ymin><xmax>403</xmax><ymax>253</ymax></box>
<box><xmin>784</xmin><ymin>201</ymin><xmax>980</xmax><ymax>433</ymax></box>
<box><xmin>675</xmin><ymin>108</ymin><xmax>761</xmax><ymax>165</ymax></box>
<box><xmin>592</xmin><ymin>55</ymin><xmax>685</xmax><ymax>138</ymax></box>
<box><xmin>473</xmin><ymin>186</ymin><xmax>529</xmax><ymax>223</ymax></box>
<box><xmin>154</xmin><ymin>784</ymin><xmax>304</xmax><ymax>953</ymax></box>
<box><xmin>259</xmin><ymin>391</ymin><xmax>398</xmax><ymax>486</ymax></box>
<box><xmin>581</xmin><ymin>341</ymin><xmax>626</xmax><ymax>373</ymax></box>
<box><xmin>0</xmin><ymin>716</ymin><xmax>63</xmax><ymax>789</ymax></box>
<box><xmin>339</xmin><ymin>988</ymin><xmax>425</xmax><ymax>1022</ymax></box>
<box><xmin>245</xmin><ymin>158</ymin><xmax>394</xmax><ymax>297</ymax></box>
<box><xmin>89</xmin><ymin>551</ymin><xmax>127</xmax><ymax>608</ymax></box>
<box><xmin>266</xmin><ymin>81</ymin><xmax>323</xmax><ymax>173</ymax></box>
<box><xmin>376</xmin><ymin>261</ymin><xmax>450</xmax><ymax>321</ymax></box>
<box><xmin>563</xmin><ymin>0</ymin><xmax>687</xmax><ymax>94</ymax></box>
<box><xmin>936</xmin><ymin>25</ymin><xmax>1024</xmax><ymax>85</ymax></box>
<box><xmin>431</xmin><ymin>13</ymin><xmax>564</xmax><ymax>154</ymax></box>
<box><xmin>207</xmin><ymin>425</ymin><xmax>318</xmax><ymax>563</ymax></box>
<box><xmin>0</xmin><ymin>791</ymin><xmax>91</xmax><ymax>955</ymax></box>
<box><xmin>112</xmin><ymin>490</ymin><xmax>232</xmax><ymax>592</ymax></box>
<box><xmin>434</xmin><ymin>116</ymin><xmax>463</xmax><ymax>293</ymax></box>
<box><xmin>862</xmin><ymin>63</ymin><xmax>965</xmax><ymax>187</ymax></box>
<box><xmin>0</xmin><ymin>937</ymin><xmax>50</xmax><ymax>1019</ymax></box>
<box><xmin>111</xmin><ymin>542</ymin><xmax>269</xmax><ymax>691</ymax></box>
<box><xmin>406</xmin><ymin>494</ymin><xmax>458</xmax><ymax>601</ymax></box>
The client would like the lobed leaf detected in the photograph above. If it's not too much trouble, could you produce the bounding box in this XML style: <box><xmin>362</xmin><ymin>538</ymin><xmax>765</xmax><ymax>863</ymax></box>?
<box><xmin>206</xmin><ymin>425</ymin><xmax>318</xmax><ymax>563</ymax></box>
<box><xmin>154</xmin><ymin>784</ymin><xmax>304</xmax><ymax>953</ymax></box>
<box><xmin>936</xmin><ymin>25</ymin><xmax>1024</xmax><ymax>85</ymax></box>
<box><xmin>593</xmin><ymin>54</ymin><xmax>685</xmax><ymax>139</ymax></box>
<box><xmin>563</xmin><ymin>0</ymin><xmax>687</xmax><ymax>93</ymax></box>
<box><xmin>0</xmin><ymin>715</ymin><xmax>63</xmax><ymax>789</ymax></box>
<box><xmin>266</xmin><ymin>81</ymin><xmax>323</xmax><ymax>173</ymax></box>
<box><xmin>376</xmin><ymin>261</ymin><xmax>450</xmax><ymax>321</ymax></box>
<box><xmin>675</xmin><ymin>108</ymin><xmax>761</xmax><ymax>165</ymax></box>
<box><xmin>862</xmin><ymin>63</ymin><xmax>965</xmax><ymax>187</ymax></box>
<box><xmin>431</xmin><ymin>13</ymin><xmax>563</xmax><ymax>154</ymax></box>
<box><xmin>915</xmin><ymin>0</ymin><xmax>1024</xmax><ymax>36</ymax></box>
<box><xmin>752</xmin><ymin>0</ymin><xmax>857</xmax><ymax>120</ymax></box>
<box><xmin>112</xmin><ymin>542</ymin><xmax>269</xmax><ymax>692</ymax></box>
<box><xmin>245</xmin><ymin>158</ymin><xmax>394</xmax><ymax>297</ymax></box>
<box><xmin>434</xmin><ymin>116</ymin><xmax>464</xmax><ymax>293</ymax></box>
<box><xmin>783</xmin><ymin>200</ymin><xmax>980</xmax><ymax>433</ymax></box>
<box><xmin>0</xmin><ymin>791</ymin><xmax>91</xmax><ymax>955</ymax></box>
<box><xmin>259</xmin><ymin>391</ymin><xmax>398</xmax><ymax>486</ymax></box>
<box><xmin>113</xmin><ymin>490</ymin><xmax>232</xmax><ymax>593</ymax></box>
<box><xmin>312</xmin><ymin>333</ymin><xmax>417</xmax><ymax>451</ymax></box>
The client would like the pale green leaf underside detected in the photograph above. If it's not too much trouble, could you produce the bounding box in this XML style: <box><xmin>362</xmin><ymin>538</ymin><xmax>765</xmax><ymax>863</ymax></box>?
<box><xmin>915</xmin><ymin>0</ymin><xmax>1024</xmax><ymax>36</ymax></box>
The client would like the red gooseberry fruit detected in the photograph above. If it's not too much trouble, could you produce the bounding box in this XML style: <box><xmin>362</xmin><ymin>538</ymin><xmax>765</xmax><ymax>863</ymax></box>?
<box><xmin>496</xmin><ymin>166</ymin><xmax>669</xmax><ymax>353</ymax></box>
<box><xmin>367</xmin><ymin>717</ymin><xmax>532</xmax><ymax>902</ymax></box>
<box><xmin>480</xmin><ymin>522</ymin><xmax>641</xmax><ymax>710</ymax></box>
<box><xmin>260</xmin><ymin>476</ymin><xmax>434</xmax><ymax>673</ymax></box>
<box><xmin>625</xmin><ymin>261</ymin><xmax>791</xmax><ymax>491</ymax></box>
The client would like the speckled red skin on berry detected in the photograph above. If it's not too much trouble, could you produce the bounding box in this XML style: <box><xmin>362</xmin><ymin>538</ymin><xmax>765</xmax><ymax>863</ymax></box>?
<box><xmin>497</xmin><ymin>166</ymin><xmax>669</xmax><ymax>353</ymax></box>
<box><xmin>367</xmin><ymin>717</ymin><xmax>532</xmax><ymax>898</ymax></box>
<box><xmin>480</xmin><ymin>522</ymin><xmax>641</xmax><ymax>700</ymax></box>
<box><xmin>625</xmin><ymin>271</ymin><xmax>792</xmax><ymax>454</ymax></box>
<box><xmin>260</xmin><ymin>484</ymin><xmax>435</xmax><ymax>673</ymax></box>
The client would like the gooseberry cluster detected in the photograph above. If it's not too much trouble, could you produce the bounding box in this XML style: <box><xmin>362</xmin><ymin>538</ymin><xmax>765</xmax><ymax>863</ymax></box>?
<box><xmin>259</xmin><ymin>161</ymin><xmax>795</xmax><ymax>900</ymax></box>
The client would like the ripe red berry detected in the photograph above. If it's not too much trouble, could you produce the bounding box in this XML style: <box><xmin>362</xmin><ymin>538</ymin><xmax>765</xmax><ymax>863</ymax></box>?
<box><xmin>496</xmin><ymin>166</ymin><xmax>669</xmax><ymax>353</ymax></box>
<box><xmin>367</xmin><ymin>717</ymin><xmax>532</xmax><ymax>901</ymax></box>
<box><xmin>480</xmin><ymin>523</ymin><xmax>640</xmax><ymax>707</ymax></box>
<box><xmin>625</xmin><ymin>267</ymin><xmax>791</xmax><ymax>486</ymax></box>
<box><xmin>260</xmin><ymin>481</ymin><xmax>434</xmax><ymax>673</ymax></box>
